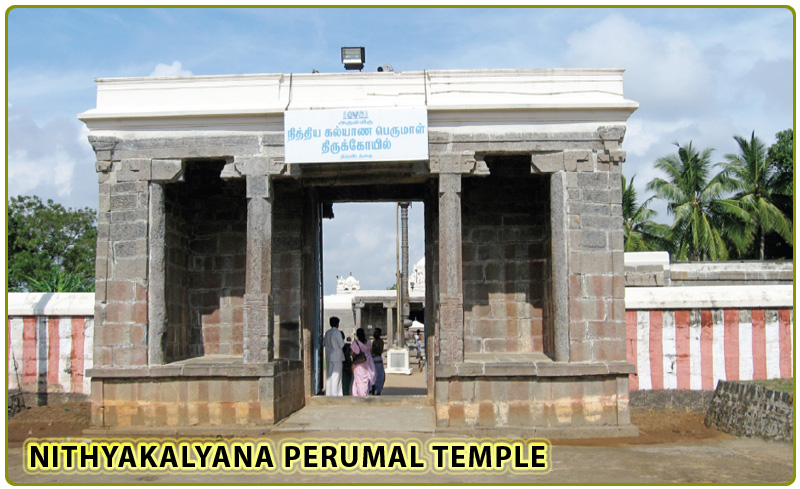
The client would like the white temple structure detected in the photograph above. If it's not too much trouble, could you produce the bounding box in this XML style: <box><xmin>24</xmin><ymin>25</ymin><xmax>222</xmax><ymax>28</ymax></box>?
<box><xmin>335</xmin><ymin>273</ymin><xmax>362</xmax><ymax>294</ymax></box>
<box><xmin>323</xmin><ymin>260</ymin><xmax>426</xmax><ymax>349</ymax></box>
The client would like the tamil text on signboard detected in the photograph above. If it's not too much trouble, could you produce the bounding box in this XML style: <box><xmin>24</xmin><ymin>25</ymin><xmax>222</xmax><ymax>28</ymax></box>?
<box><xmin>284</xmin><ymin>108</ymin><xmax>428</xmax><ymax>164</ymax></box>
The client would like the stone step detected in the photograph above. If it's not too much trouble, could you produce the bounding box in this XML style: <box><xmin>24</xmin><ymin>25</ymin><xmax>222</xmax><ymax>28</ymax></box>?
<box><xmin>309</xmin><ymin>395</ymin><xmax>431</xmax><ymax>407</ymax></box>
<box><xmin>274</xmin><ymin>403</ymin><xmax>436</xmax><ymax>433</ymax></box>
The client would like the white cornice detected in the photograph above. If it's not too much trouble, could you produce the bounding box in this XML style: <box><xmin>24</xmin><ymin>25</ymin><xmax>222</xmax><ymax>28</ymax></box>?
<box><xmin>79</xmin><ymin>68</ymin><xmax>638</xmax><ymax>133</ymax></box>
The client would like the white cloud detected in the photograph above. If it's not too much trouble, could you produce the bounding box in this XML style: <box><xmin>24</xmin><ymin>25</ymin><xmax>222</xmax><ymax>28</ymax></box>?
<box><xmin>8</xmin><ymin>69</ymin><xmax>94</xmax><ymax>101</ymax></box>
<box><xmin>323</xmin><ymin>202</ymin><xmax>425</xmax><ymax>295</ymax></box>
<box><xmin>149</xmin><ymin>61</ymin><xmax>193</xmax><ymax>77</ymax></box>
<box><xmin>624</xmin><ymin>117</ymin><xmax>697</xmax><ymax>159</ymax></box>
<box><xmin>564</xmin><ymin>14</ymin><xmax>717</xmax><ymax>119</ymax></box>
<box><xmin>7</xmin><ymin>105</ymin><xmax>97</xmax><ymax>209</ymax></box>
<box><xmin>698</xmin><ymin>9</ymin><xmax>793</xmax><ymax>75</ymax></box>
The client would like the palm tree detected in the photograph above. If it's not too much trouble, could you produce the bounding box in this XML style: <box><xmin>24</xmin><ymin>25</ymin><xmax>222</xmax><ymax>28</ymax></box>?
<box><xmin>622</xmin><ymin>175</ymin><xmax>670</xmax><ymax>252</ymax></box>
<box><xmin>647</xmin><ymin>142</ymin><xmax>748</xmax><ymax>261</ymax></box>
<box><xmin>719</xmin><ymin>132</ymin><xmax>793</xmax><ymax>260</ymax></box>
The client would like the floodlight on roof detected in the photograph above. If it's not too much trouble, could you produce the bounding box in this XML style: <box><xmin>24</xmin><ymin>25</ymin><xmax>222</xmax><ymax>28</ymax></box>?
<box><xmin>341</xmin><ymin>47</ymin><xmax>365</xmax><ymax>71</ymax></box>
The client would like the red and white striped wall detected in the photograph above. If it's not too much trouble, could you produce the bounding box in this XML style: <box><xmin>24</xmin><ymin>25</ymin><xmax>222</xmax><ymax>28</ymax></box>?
<box><xmin>7</xmin><ymin>293</ymin><xmax>94</xmax><ymax>397</ymax></box>
<box><xmin>5</xmin><ymin>285</ymin><xmax>793</xmax><ymax>398</ymax></box>
<box><xmin>625</xmin><ymin>285</ymin><xmax>794</xmax><ymax>391</ymax></box>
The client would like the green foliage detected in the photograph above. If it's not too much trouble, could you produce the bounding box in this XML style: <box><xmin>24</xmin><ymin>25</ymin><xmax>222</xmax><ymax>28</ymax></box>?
<box><xmin>767</xmin><ymin>128</ymin><xmax>794</xmax><ymax>193</ymax></box>
<box><xmin>719</xmin><ymin>132</ymin><xmax>793</xmax><ymax>260</ymax></box>
<box><xmin>26</xmin><ymin>268</ymin><xmax>93</xmax><ymax>293</ymax></box>
<box><xmin>646</xmin><ymin>142</ymin><xmax>749</xmax><ymax>261</ymax></box>
<box><xmin>621</xmin><ymin>175</ymin><xmax>670</xmax><ymax>253</ymax></box>
<box><xmin>765</xmin><ymin>129</ymin><xmax>794</xmax><ymax>260</ymax></box>
<box><xmin>8</xmin><ymin>195</ymin><xmax>97</xmax><ymax>292</ymax></box>
<box><xmin>739</xmin><ymin>378</ymin><xmax>794</xmax><ymax>394</ymax></box>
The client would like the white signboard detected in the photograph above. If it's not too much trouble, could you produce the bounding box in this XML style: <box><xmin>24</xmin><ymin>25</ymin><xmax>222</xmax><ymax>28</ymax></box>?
<box><xmin>284</xmin><ymin>108</ymin><xmax>428</xmax><ymax>164</ymax></box>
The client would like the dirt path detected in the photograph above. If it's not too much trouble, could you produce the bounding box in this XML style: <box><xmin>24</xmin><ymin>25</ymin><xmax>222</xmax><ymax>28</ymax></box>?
<box><xmin>7</xmin><ymin>402</ymin><xmax>90</xmax><ymax>444</ymax></box>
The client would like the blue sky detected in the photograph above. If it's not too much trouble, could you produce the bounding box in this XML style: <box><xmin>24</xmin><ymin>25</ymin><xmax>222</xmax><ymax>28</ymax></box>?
<box><xmin>5</xmin><ymin>7</ymin><xmax>794</xmax><ymax>293</ymax></box>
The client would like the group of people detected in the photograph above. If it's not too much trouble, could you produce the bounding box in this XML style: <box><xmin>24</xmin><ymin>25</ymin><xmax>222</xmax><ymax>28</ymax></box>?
<box><xmin>323</xmin><ymin>316</ymin><xmax>386</xmax><ymax>397</ymax></box>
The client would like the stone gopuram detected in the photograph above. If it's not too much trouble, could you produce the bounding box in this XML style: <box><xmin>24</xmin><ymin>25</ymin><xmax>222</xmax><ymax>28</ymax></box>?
<box><xmin>81</xmin><ymin>68</ymin><xmax>638</xmax><ymax>437</ymax></box>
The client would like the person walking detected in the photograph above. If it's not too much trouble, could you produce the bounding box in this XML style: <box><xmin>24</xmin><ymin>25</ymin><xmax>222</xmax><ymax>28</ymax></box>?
<box><xmin>323</xmin><ymin>316</ymin><xmax>345</xmax><ymax>396</ymax></box>
<box><xmin>350</xmin><ymin>328</ymin><xmax>375</xmax><ymax>397</ymax></box>
<box><xmin>342</xmin><ymin>336</ymin><xmax>353</xmax><ymax>396</ymax></box>
<box><xmin>370</xmin><ymin>328</ymin><xmax>385</xmax><ymax>395</ymax></box>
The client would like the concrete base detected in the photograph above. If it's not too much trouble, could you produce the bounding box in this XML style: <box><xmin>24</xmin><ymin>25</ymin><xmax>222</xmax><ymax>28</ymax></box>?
<box><xmin>385</xmin><ymin>348</ymin><xmax>413</xmax><ymax>375</ymax></box>
<box><xmin>83</xmin><ymin>425</ymin><xmax>275</xmax><ymax>438</ymax></box>
<box><xmin>86</xmin><ymin>359</ymin><xmax>304</xmax><ymax>429</ymax></box>
<box><xmin>84</xmin><ymin>399</ymin><xmax>638</xmax><ymax>440</ymax></box>
<box><xmin>274</xmin><ymin>401</ymin><xmax>436</xmax><ymax>433</ymax></box>
<box><xmin>437</xmin><ymin>424</ymin><xmax>639</xmax><ymax>439</ymax></box>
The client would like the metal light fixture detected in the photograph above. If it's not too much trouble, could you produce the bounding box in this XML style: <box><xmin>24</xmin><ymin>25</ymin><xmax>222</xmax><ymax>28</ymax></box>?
<box><xmin>341</xmin><ymin>47</ymin><xmax>365</xmax><ymax>71</ymax></box>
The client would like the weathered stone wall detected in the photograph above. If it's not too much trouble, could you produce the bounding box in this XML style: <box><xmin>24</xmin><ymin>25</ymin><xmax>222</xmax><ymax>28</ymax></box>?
<box><xmin>565</xmin><ymin>171</ymin><xmax>626</xmax><ymax>363</ymax></box>
<box><xmin>462</xmin><ymin>159</ymin><xmax>551</xmax><ymax>355</ymax></box>
<box><xmin>163</xmin><ymin>181</ymin><xmax>191</xmax><ymax>362</ymax></box>
<box><xmin>181</xmin><ymin>162</ymin><xmax>247</xmax><ymax>357</ymax></box>
<box><xmin>273</xmin><ymin>181</ymin><xmax>303</xmax><ymax>361</ymax></box>
<box><xmin>96</xmin><ymin>174</ymin><xmax>150</xmax><ymax>367</ymax></box>
<box><xmin>359</xmin><ymin>305</ymin><xmax>390</xmax><ymax>335</ymax></box>
<box><xmin>705</xmin><ymin>381</ymin><xmax>793</xmax><ymax>442</ymax></box>
<box><xmin>630</xmin><ymin>389</ymin><xmax>715</xmax><ymax>412</ymax></box>
<box><xmin>272</xmin><ymin>361</ymin><xmax>305</xmax><ymax>421</ymax></box>
<box><xmin>625</xmin><ymin>257</ymin><xmax>793</xmax><ymax>287</ymax></box>
<box><xmin>670</xmin><ymin>262</ymin><xmax>793</xmax><ymax>286</ymax></box>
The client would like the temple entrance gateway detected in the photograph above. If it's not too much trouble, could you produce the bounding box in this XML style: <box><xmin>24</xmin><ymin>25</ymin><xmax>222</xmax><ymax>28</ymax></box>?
<box><xmin>81</xmin><ymin>69</ymin><xmax>638</xmax><ymax>437</ymax></box>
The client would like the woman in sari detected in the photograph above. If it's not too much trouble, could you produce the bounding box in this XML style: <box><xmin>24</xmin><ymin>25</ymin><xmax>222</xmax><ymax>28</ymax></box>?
<box><xmin>370</xmin><ymin>328</ymin><xmax>385</xmax><ymax>395</ymax></box>
<box><xmin>350</xmin><ymin>328</ymin><xmax>376</xmax><ymax>397</ymax></box>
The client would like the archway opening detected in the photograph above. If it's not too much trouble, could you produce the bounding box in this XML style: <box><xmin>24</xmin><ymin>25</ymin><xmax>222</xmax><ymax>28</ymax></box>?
<box><xmin>318</xmin><ymin>201</ymin><xmax>427</xmax><ymax>397</ymax></box>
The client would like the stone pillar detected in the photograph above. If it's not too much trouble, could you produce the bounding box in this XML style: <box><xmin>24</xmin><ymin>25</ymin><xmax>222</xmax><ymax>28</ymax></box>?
<box><xmin>148</xmin><ymin>158</ymin><xmax>184</xmax><ymax>364</ymax></box>
<box><xmin>355</xmin><ymin>303</ymin><xmax>363</xmax><ymax>330</ymax></box>
<box><xmin>147</xmin><ymin>182</ymin><xmax>166</xmax><ymax>365</ymax></box>
<box><xmin>89</xmin><ymin>136</ymin><xmax>115</xmax><ymax>368</ymax></box>
<box><xmin>400</xmin><ymin>202</ymin><xmax>411</xmax><ymax>328</ymax></box>
<box><xmin>550</xmin><ymin>171</ymin><xmax>570</xmax><ymax>362</ymax></box>
<box><xmin>244</xmin><ymin>174</ymin><xmax>273</xmax><ymax>363</ymax></box>
<box><xmin>438</xmin><ymin>173</ymin><xmax>464</xmax><ymax>364</ymax></box>
<box><xmin>385</xmin><ymin>302</ymin><xmax>395</xmax><ymax>348</ymax></box>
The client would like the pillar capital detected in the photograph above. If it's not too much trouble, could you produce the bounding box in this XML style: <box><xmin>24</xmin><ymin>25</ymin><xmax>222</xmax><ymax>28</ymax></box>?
<box><xmin>598</xmin><ymin>125</ymin><xmax>626</xmax><ymax>151</ymax></box>
<box><xmin>88</xmin><ymin>136</ymin><xmax>118</xmax><ymax>169</ymax></box>
<box><xmin>429</xmin><ymin>151</ymin><xmax>477</xmax><ymax>174</ymax></box>
<box><xmin>222</xmin><ymin>156</ymin><xmax>290</xmax><ymax>181</ymax></box>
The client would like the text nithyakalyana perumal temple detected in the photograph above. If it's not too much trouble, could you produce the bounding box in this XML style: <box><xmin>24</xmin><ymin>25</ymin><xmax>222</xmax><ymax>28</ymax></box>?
<box><xmin>80</xmin><ymin>68</ymin><xmax>639</xmax><ymax>438</ymax></box>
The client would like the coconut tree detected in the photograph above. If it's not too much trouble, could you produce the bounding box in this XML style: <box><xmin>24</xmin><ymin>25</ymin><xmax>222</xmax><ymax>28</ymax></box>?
<box><xmin>646</xmin><ymin>142</ymin><xmax>748</xmax><ymax>261</ymax></box>
<box><xmin>718</xmin><ymin>131</ymin><xmax>793</xmax><ymax>260</ymax></box>
<box><xmin>622</xmin><ymin>175</ymin><xmax>670</xmax><ymax>252</ymax></box>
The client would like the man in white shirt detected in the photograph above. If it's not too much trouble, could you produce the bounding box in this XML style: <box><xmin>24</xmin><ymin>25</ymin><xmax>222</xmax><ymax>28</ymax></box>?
<box><xmin>323</xmin><ymin>316</ymin><xmax>345</xmax><ymax>396</ymax></box>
